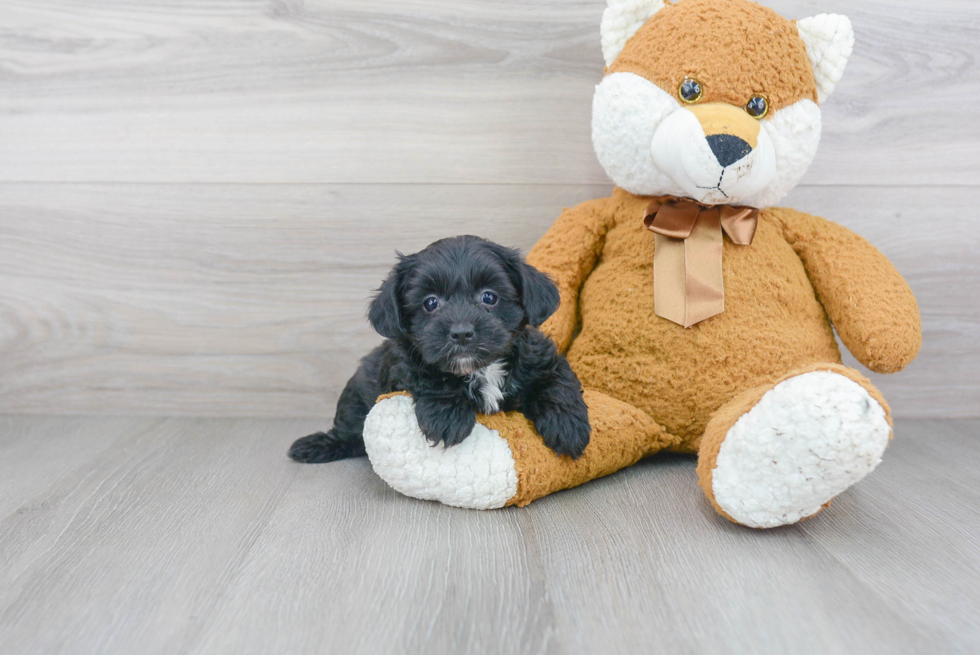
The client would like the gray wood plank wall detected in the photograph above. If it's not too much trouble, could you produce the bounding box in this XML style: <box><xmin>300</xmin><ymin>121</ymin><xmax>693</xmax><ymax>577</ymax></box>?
<box><xmin>1</xmin><ymin>0</ymin><xmax>977</xmax><ymax>417</ymax></box>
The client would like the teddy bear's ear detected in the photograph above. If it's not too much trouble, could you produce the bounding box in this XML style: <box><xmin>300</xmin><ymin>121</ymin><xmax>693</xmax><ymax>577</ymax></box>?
<box><xmin>797</xmin><ymin>14</ymin><xmax>855</xmax><ymax>103</ymax></box>
<box><xmin>601</xmin><ymin>0</ymin><xmax>667</xmax><ymax>68</ymax></box>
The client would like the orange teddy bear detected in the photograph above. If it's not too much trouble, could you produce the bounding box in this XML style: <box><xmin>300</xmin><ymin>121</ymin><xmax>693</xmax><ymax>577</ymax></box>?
<box><xmin>362</xmin><ymin>0</ymin><xmax>921</xmax><ymax>528</ymax></box>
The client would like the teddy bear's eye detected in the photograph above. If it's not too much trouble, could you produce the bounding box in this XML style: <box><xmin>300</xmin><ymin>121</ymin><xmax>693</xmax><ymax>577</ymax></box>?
<box><xmin>678</xmin><ymin>78</ymin><xmax>703</xmax><ymax>104</ymax></box>
<box><xmin>746</xmin><ymin>95</ymin><xmax>769</xmax><ymax>119</ymax></box>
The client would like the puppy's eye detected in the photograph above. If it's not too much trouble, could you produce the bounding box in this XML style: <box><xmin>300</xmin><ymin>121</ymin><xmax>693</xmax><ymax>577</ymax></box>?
<box><xmin>746</xmin><ymin>95</ymin><xmax>769</xmax><ymax>119</ymax></box>
<box><xmin>481</xmin><ymin>291</ymin><xmax>498</xmax><ymax>306</ymax></box>
<box><xmin>679</xmin><ymin>78</ymin><xmax>703</xmax><ymax>104</ymax></box>
<box><xmin>423</xmin><ymin>297</ymin><xmax>439</xmax><ymax>313</ymax></box>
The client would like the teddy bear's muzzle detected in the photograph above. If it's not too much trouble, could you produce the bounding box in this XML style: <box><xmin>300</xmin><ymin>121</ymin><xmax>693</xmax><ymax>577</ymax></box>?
<box><xmin>650</xmin><ymin>104</ymin><xmax>776</xmax><ymax>206</ymax></box>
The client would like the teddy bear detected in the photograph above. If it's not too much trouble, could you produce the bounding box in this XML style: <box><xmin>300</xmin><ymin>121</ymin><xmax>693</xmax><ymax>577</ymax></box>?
<box><xmin>360</xmin><ymin>0</ymin><xmax>922</xmax><ymax>528</ymax></box>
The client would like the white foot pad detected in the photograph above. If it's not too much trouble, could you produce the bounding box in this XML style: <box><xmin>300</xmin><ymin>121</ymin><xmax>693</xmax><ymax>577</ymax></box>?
<box><xmin>362</xmin><ymin>395</ymin><xmax>519</xmax><ymax>510</ymax></box>
<box><xmin>711</xmin><ymin>372</ymin><xmax>891</xmax><ymax>528</ymax></box>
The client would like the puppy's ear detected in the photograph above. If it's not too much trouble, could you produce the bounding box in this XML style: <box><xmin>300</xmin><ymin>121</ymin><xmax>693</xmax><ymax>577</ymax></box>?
<box><xmin>489</xmin><ymin>243</ymin><xmax>560</xmax><ymax>327</ymax></box>
<box><xmin>368</xmin><ymin>255</ymin><xmax>408</xmax><ymax>339</ymax></box>
<box><xmin>519</xmin><ymin>262</ymin><xmax>561</xmax><ymax>327</ymax></box>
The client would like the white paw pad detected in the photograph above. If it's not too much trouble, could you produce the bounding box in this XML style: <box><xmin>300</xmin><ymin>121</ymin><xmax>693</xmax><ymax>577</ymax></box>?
<box><xmin>711</xmin><ymin>372</ymin><xmax>891</xmax><ymax>528</ymax></box>
<box><xmin>362</xmin><ymin>395</ymin><xmax>519</xmax><ymax>510</ymax></box>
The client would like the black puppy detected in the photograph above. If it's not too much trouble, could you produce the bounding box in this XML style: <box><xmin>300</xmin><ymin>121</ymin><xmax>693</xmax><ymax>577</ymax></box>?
<box><xmin>288</xmin><ymin>235</ymin><xmax>591</xmax><ymax>463</ymax></box>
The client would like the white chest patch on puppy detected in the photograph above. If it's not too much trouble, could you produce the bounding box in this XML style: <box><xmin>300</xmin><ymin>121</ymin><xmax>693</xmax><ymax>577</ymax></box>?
<box><xmin>468</xmin><ymin>360</ymin><xmax>508</xmax><ymax>414</ymax></box>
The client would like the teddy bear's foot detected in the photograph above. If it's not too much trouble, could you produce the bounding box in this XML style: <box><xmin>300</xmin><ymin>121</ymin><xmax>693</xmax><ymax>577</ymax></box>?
<box><xmin>362</xmin><ymin>394</ymin><xmax>519</xmax><ymax>509</ymax></box>
<box><xmin>364</xmin><ymin>390</ymin><xmax>678</xmax><ymax>509</ymax></box>
<box><xmin>697</xmin><ymin>364</ymin><xmax>892</xmax><ymax>529</ymax></box>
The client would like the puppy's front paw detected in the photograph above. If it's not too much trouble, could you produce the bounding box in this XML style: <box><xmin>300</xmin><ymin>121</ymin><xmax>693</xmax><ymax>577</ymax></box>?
<box><xmin>414</xmin><ymin>398</ymin><xmax>477</xmax><ymax>448</ymax></box>
<box><xmin>531</xmin><ymin>403</ymin><xmax>591</xmax><ymax>459</ymax></box>
<box><xmin>288</xmin><ymin>431</ymin><xmax>366</xmax><ymax>463</ymax></box>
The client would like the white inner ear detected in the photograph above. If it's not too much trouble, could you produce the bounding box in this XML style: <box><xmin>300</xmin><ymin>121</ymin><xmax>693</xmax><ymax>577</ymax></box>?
<box><xmin>601</xmin><ymin>0</ymin><xmax>667</xmax><ymax>67</ymax></box>
<box><xmin>797</xmin><ymin>14</ymin><xmax>855</xmax><ymax>103</ymax></box>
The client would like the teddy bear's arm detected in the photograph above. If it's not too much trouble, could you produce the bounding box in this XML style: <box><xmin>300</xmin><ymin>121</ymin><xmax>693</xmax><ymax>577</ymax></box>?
<box><xmin>527</xmin><ymin>198</ymin><xmax>617</xmax><ymax>353</ymax></box>
<box><xmin>771</xmin><ymin>207</ymin><xmax>922</xmax><ymax>374</ymax></box>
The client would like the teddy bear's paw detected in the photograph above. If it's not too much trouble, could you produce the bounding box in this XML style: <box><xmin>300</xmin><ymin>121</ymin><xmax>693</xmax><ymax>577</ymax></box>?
<box><xmin>362</xmin><ymin>395</ymin><xmax>519</xmax><ymax>510</ymax></box>
<box><xmin>710</xmin><ymin>371</ymin><xmax>891</xmax><ymax>529</ymax></box>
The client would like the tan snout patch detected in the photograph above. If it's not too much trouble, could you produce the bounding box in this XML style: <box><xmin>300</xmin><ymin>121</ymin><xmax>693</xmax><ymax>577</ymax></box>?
<box><xmin>687</xmin><ymin>103</ymin><xmax>761</xmax><ymax>149</ymax></box>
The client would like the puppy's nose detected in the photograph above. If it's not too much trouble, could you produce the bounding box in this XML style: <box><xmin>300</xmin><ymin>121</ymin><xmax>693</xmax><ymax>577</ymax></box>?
<box><xmin>706</xmin><ymin>134</ymin><xmax>752</xmax><ymax>168</ymax></box>
<box><xmin>449</xmin><ymin>323</ymin><xmax>475</xmax><ymax>344</ymax></box>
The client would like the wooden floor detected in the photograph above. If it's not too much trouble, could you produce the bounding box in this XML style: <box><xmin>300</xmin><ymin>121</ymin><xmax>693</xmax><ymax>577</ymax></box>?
<box><xmin>1</xmin><ymin>417</ymin><xmax>977</xmax><ymax>654</ymax></box>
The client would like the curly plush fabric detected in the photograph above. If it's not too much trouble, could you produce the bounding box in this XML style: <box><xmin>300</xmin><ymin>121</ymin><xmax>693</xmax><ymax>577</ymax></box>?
<box><xmin>798</xmin><ymin>14</ymin><xmax>855</xmax><ymax>102</ymax></box>
<box><xmin>770</xmin><ymin>207</ymin><xmax>922</xmax><ymax>373</ymax></box>
<box><xmin>601</xmin><ymin>0</ymin><xmax>667</xmax><ymax>67</ymax></box>
<box><xmin>696</xmin><ymin>363</ymin><xmax>893</xmax><ymax>527</ymax></box>
<box><xmin>485</xmin><ymin>389</ymin><xmax>678</xmax><ymax>507</ymax></box>
<box><xmin>609</xmin><ymin>0</ymin><xmax>818</xmax><ymax>112</ymax></box>
<box><xmin>365</xmin><ymin>390</ymin><xmax>679</xmax><ymax>509</ymax></box>
<box><xmin>364</xmin><ymin>393</ymin><xmax>518</xmax><ymax>509</ymax></box>
<box><xmin>531</xmin><ymin>187</ymin><xmax>914</xmax><ymax>451</ymax></box>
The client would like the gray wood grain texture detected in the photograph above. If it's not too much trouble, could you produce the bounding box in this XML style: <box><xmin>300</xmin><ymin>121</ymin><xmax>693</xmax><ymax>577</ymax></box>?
<box><xmin>0</xmin><ymin>0</ymin><xmax>976</xmax><ymax>185</ymax></box>
<box><xmin>0</xmin><ymin>416</ymin><xmax>977</xmax><ymax>654</ymax></box>
<box><xmin>0</xmin><ymin>0</ymin><xmax>977</xmax><ymax>417</ymax></box>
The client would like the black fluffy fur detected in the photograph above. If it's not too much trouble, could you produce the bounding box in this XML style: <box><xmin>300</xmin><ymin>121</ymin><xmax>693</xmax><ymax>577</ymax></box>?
<box><xmin>288</xmin><ymin>235</ymin><xmax>591</xmax><ymax>464</ymax></box>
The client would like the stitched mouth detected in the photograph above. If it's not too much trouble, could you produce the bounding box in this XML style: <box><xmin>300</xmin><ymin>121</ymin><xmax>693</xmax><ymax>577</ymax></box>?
<box><xmin>696</xmin><ymin>171</ymin><xmax>729</xmax><ymax>198</ymax></box>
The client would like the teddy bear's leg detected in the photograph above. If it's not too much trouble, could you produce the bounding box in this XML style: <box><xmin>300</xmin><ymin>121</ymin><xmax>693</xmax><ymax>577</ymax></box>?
<box><xmin>696</xmin><ymin>363</ymin><xmax>893</xmax><ymax>529</ymax></box>
<box><xmin>363</xmin><ymin>390</ymin><xmax>680</xmax><ymax>509</ymax></box>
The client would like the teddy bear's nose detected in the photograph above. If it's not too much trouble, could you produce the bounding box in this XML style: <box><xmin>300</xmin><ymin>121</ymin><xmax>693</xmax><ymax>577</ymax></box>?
<box><xmin>706</xmin><ymin>134</ymin><xmax>753</xmax><ymax>168</ymax></box>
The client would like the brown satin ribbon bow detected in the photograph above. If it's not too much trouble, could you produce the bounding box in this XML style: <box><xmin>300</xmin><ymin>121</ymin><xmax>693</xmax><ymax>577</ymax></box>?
<box><xmin>643</xmin><ymin>196</ymin><xmax>759</xmax><ymax>328</ymax></box>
